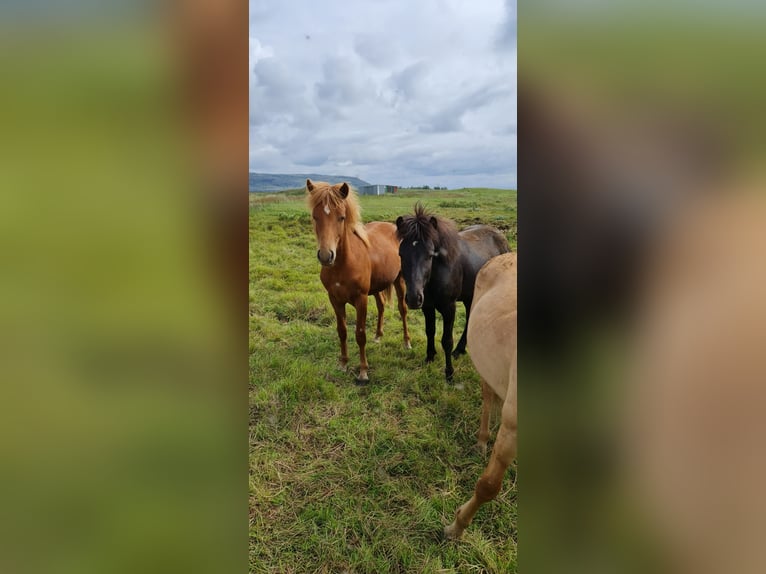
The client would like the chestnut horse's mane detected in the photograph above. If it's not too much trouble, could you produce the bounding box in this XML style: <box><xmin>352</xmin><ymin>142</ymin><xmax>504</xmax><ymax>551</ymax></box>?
<box><xmin>396</xmin><ymin>202</ymin><xmax>460</xmax><ymax>261</ymax></box>
<box><xmin>307</xmin><ymin>181</ymin><xmax>370</xmax><ymax>247</ymax></box>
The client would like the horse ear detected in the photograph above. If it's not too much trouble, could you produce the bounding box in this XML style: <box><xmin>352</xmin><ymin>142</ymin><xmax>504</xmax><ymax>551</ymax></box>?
<box><xmin>306</xmin><ymin>179</ymin><xmax>315</xmax><ymax>193</ymax></box>
<box><xmin>396</xmin><ymin>216</ymin><xmax>404</xmax><ymax>230</ymax></box>
<box><xmin>339</xmin><ymin>182</ymin><xmax>349</xmax><ymax>198</ymax></box>
<box><xmin>430</xmin><ymin>216</ymin><xmax>438</xmax><ymax>229</ymax></box>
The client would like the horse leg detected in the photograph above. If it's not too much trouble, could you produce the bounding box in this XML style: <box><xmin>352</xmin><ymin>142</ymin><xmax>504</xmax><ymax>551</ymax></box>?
<box><xmin>353</xmin><ymin>294</ymin><xmax>369</xmax><ymax>383</ymax></box>
<box><xmin>394</xmin><ymin>274</ymin><xmax>411</xmax><ymax>349</ymax></box>
<box><xmin>445</xmin><ymin>360</ymin><xmax>517</xmax><ymax>539</ymax></box>
<box><xmin>441</xmin><ymin>302</ymin><xmax>456</xmax><ymax>382</ymax></box>
<box><xmin>330</xmin><ymin>298</ymin><xmax>348</xmax><ymax>372</ymax></box>
<box><xmin>453</xmin><ymin>299</ymin><xmax>471</xmax><ymax>358</ymax></box>
<box><xmin>373</xmin><ymin>292</ymin><xmax>385</xmax><ymax>343</ymax></box>
<box><xmin>476</xmin><ymin>379</ymin><xmax>493</xmax><ymax>455</ymax></box>
<box><xmin>424</xmin><ymin>306</ymin><xmax>437</xmax><ymax>363</ymax></box>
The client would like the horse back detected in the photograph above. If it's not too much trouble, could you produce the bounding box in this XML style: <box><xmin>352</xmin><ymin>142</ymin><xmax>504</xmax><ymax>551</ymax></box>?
<box><xmin>457</xmin><ymin>225</ymin><xmax>511</xmax><ymax>301</ymax></box>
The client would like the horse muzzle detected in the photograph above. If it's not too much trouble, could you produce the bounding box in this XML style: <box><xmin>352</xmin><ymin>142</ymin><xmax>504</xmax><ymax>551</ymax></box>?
<box><xmin>317</xmin><ymin>249</ymin><xmax>336</xmax><ymax>266</ymax></box>
<box><xmin>406</xmin><ymin>290</ymin><xmax>424</xmax><ymax>309</ymax></box>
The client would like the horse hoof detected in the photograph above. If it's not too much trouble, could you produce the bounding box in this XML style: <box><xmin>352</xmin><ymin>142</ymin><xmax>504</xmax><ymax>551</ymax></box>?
<box><xmin>451</xmin><ymin>348</ymin><xmax>466</xmax><ymax>359</ymax></box>
<box><xmin>451</xmin><ymin>381</ymin><xmax>464</xmax><ymax>390</ymax></box>
<box><xmin>338</xmin><ymin>363</ymin><xmax>348</xmax><ymax>372</ymax></box>
<box><xmin>355</xmin><ymin>376</ymin><xmax>370</xmax><ymax>386</ymax></box>
<box><xmin>425</xmin><ymin>355</ymin><xmax>435</xmax><ymax>364</ymax></box>
<box><xmin>373</xmin><ymin>336</ymin><xmax>382</xmax><ymax>344</ymax></box>
<box><xmin>404</xmin><ymin>341</ymin><xmax>412</xmax><ymax>350</ymax></box>
<box><xmin>443</xmin><ymin>523</ymin><xmax>463</xmax><ymax>540</ymax></box>
<box><xmin>474</xmin><ymin>441</ymin><xmax>488</xmax><ymax>456</ymax></box>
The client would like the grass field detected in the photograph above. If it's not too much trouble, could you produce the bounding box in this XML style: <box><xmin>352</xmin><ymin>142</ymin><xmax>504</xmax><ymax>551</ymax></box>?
<box><xmin>250</xmin><ymin>187</ymin><xmax>517</xmax><ymax>573</ymax></box>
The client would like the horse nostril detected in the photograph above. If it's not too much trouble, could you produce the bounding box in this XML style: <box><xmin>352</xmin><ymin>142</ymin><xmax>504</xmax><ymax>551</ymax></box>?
<box><xmin>406</xmin><ymin>291</ymin><xmax>423</xmax><ymax>308</ymax></box>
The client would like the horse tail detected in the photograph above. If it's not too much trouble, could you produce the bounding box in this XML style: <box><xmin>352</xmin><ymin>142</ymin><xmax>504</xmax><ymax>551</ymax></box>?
<box><xmin>495</xmin><ymin>229</ymin><xmax>511</xmax><ymax>254</ymax></box>
<box><xmin>380</xmin><ymin>283</ymin><xmax>394</xmax><ymax>306</ymax></box>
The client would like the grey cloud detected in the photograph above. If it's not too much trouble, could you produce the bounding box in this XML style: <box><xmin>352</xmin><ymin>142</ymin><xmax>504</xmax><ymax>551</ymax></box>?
<box><xmin>315</xmin><ymin>57</ymin><xmax>367</xmax><ymax>106</ymax></box>
<box><xmin>420</xmin><ymin>86</ymin><xmax>512</xmax><ymax>133</ymax></box>
<box><xmin>293</xmin><ymin>151</ymin><xmax>329</xmax><ymax>167</ymax></box>
<box><xmin>253</xmin><ymin>57</ymin><xmax>294</xmax><ymax>93</ymax></box>
<box><xmin>496</xmin><ymin>0</ymin><xmax>517</xmax><ymax>50</ymax></box>
<box><xmin>354</xmin><ymin>34</ymin><xmax>396</xmax><ymax>68</ymax></box>
<box><xmin>251</xmin><ymin>57</ymin><xmax>317</xmax><ymax>127</ymax></box>
<box><xmin>249</xmin><ymin>0</ymin><xmax>516</xmax><ymax>189</ymax></box>
<box><xmin>403</xmin><ymin>145</ymin><xmax>517</xmax><ymax>189</ymax></box>
<box><xmin>250</xmin><ymin>0</ymin><xmax>275</xmax><ymax>26</ymax></box>
<box><xmin>420</xmin><ymin>113</ymin><xmax>462</xmax><ymax>134</ymax></box>
<box><xmin>388</xmin><ymin>61</ymin><xmax>429</xmax><ymax>101</ymax></box>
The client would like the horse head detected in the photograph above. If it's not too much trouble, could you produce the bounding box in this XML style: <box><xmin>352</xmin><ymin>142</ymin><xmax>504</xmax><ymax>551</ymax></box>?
<box><xmin>396</xmin><ymin>206</ymin><xmax>443</xmax><ymax>309</ymax></box>
<box><xmin>307</xmin><ymin>179</ymin><xmax>351</xmax><ymax>266</ymax></box>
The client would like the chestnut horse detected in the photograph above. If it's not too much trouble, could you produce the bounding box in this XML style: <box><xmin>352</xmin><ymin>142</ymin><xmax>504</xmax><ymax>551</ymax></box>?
<box><xmin>445</xmin><ymin>252</ymin><xmax>517</xmax><ymax>539</ymax></box>
<box><xmin>307</xmin><ymin>179</ymin><xmax>410</xmax><ymax>383</ymax></box>
<box><xmin>396</xmin><ymin>204</ymin><xmax>510</xmax><ymax>381</ymax></box>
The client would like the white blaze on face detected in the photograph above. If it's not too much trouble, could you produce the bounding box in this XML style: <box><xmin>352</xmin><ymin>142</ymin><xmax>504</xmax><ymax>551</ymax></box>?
<box><xmin>324</xmin><ymin>203</ymin><xmax>330</xmax><ymax>215</ymax></box>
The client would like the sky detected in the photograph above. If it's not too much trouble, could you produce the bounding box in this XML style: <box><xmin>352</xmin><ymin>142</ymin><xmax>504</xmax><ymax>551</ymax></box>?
<box><xmin>250</xmin><ymin>0</ymin><xmax>517</xmax><ymax>189</ymax></box>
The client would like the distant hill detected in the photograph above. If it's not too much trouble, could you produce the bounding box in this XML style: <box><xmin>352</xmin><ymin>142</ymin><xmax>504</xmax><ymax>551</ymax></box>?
<box><xmin>249</xmin><ymin>172</ymin><xmax>371</xmax><ymax>192</ymax></box>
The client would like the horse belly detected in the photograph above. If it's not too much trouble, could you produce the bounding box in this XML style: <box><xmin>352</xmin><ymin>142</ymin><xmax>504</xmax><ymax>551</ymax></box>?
<box><xmin>366</xmin><ymin>223</ymin><xmax>401</xmax><ymax>293</ymax></box>
<box><xmin>468</xmin><ymin>309</ymin><xmax>515</xmax><ymax>399</ymax></box>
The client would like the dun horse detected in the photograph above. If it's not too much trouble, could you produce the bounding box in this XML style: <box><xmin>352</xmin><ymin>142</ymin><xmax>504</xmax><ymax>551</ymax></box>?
<box><xmin>396</xmin><ymin>203</ymin><xmax>509</xmax><ymax>381</ymax></box>
<box><xmin>444</xmin><ymin>252</ymin><xmax>517</xmax><ymax>539</ymax></box>
<box><xmin>307</xmin><ymin>180</ymin><xmax>410</xmax><ymax>383</ymax></box>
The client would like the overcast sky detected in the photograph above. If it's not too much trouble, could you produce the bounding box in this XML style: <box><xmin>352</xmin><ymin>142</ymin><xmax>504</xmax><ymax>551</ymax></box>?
<box><xmin>250</xmin><ymin>0</ymin><xmax>516</xmax><ymax>189</ymax></box>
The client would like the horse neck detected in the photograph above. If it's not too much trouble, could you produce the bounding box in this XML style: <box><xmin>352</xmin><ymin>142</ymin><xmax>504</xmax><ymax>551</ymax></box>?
<box><xmin>437</xmin><ymin>231</ymin><xmax>461</xmax><ymax>271</ymax></box>
<box><xmin>335</xmin><ymin>225</ymin><xmax>365</xmax><ymax>266</ymax></box>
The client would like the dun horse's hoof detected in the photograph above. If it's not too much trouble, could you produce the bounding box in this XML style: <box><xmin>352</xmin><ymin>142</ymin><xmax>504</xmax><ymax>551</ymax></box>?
<box><xmin>404</xmin><ymin>341</ymin><xmax>412</xmax><ymax>350</ymax></box>
<box><xmin>373</xmin><ymin>336</ymin><xmax>382</xmax><ymax>344</ymax></box>
<box><xmin>354</xmin><ymin>376</ymin><xmax>370</xmax><ymax>386</ymax></box>
<box><xmin>443</xmin><ymin>522</ymin><xmax>463</xmax><ymax>540</ymax></box>
<box><xmin>474</xmin><ymin>441</ymin><xmax>488</xmax><ymax>456</ymax></box>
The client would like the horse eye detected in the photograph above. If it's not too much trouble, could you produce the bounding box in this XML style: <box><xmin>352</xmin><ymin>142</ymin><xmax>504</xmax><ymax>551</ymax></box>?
<box><xmin>339</xmin><ymin>216</ymin><xmax>346</xmax><ymax>222</ymax></box>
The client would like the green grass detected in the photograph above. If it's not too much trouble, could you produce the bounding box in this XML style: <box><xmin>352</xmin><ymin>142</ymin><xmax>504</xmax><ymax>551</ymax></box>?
<box><xmin>250</xmin><ymin>188</ymin><xmax>517</xmax><ymax>573</ymax></box>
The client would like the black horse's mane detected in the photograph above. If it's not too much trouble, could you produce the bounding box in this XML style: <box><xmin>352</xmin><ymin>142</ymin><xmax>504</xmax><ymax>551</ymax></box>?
<box><xmin>396</xmin><ymin>203</ymin><xmax>460</xmax><ymax>260</ymax></box>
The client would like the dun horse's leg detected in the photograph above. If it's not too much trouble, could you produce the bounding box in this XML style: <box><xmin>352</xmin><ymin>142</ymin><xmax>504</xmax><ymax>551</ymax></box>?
<box><xmin>354</xmin><ymin>295</ymin><xmax>369</xmax><ymax>383</ymax></box>
<box><xmin>394</xmin><ymin>275</ymin><xmax>411</xmax><ymax>349</ymax></box>
<box><xmin>373</xmin><ymin>292</ymin><xmax>385</xmax><ymax>343</ymax></box>
<box><xmin>331</xmin><ymin>299</ymin><xmax>348</xmax><ymax>371</ymax></box>
<box><xmin>476</xmin><ymin>379</ymin><xmax>493</xmax><ymax>455</ymax></box>
<box><xmin>424</xmin><ymin>306</ymin><xmax>437</xmax><ymax>363</ymax></box>
<box><xmin>445</xmin><ymin>382</ymin><xmax>517</xmax><ymax>539</ymax></box>
<box><xmin>453</xmin><ymin>299</ymin><xmax>471</xmax><ymax>357</ymax></box>
<box><xmin>441</xmin><ymin>303</ymin><xmax>456</xmax><ymax>381</ymax></box>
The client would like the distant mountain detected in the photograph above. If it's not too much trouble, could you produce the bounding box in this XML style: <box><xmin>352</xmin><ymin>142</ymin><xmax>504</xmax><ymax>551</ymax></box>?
<box><xmin>249</xmin><ymin>172</ymin><xmax>371</xmax><ymax>192</ymax></box>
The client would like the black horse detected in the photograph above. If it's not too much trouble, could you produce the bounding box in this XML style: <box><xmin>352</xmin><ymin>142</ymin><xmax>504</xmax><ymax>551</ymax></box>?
<box><xmin>396</xmin><ymin>204</ymin><xmax>510</xmax><ymax>381</ymax></box>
